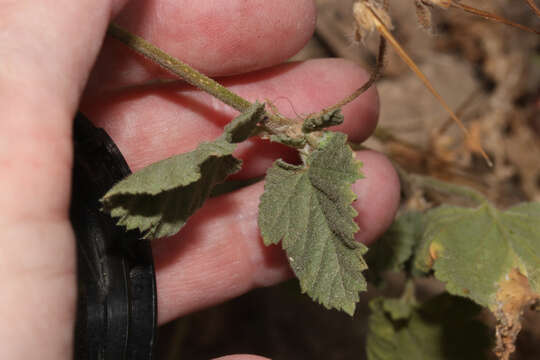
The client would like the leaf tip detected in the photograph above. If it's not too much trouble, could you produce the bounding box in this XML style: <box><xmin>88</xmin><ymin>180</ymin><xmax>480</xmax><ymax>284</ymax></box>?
<box><xmin>342</xmin><ymin>303</ymin><xmax>356</xmax><ymax>317</ymax></box>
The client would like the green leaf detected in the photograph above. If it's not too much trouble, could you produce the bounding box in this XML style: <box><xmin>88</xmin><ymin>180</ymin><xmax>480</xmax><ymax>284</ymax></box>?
<box><xmin>414</xmin><ymin>202</ymin><xmax>540</xmax><ymax>307</ymax></box>
<box><xmin>258</xmin><ymin>132</ymin><xmax>366</xmax><ymax>315</ymax></box>
<box><xmin>101</xmin><ymin>103</ymin><xmax>265</xmax><ymax>239</ymax></box>
<box><xmin>302</xmin><ymin>109</ymin><xmax>344</xmax><ymax>133</ymax></box>
<box><xmin>101</xmin><ymin>139</ymin><xmax>240</xmax><ymax>238</ymax></box>
<box><xmin>367</xmin><ymin>294</ymin><xmax>490</xmax><ymax>360</ymax></box>
<box><xmin>367</xmin><ymin>211</ymin><xmax>423</xmax><ymax>279</ymax></box>
<box><xmin>222</xmin><ymin>101</ymin><xmax>265</xmax><ymax>143</ymax></box>
<box><xmin>380</xmin><ymin>281</ymin><xmax>417</xmax><ymax>320</ymax></box>
<box><xmin>381</xmin><ymin>297</ymin><xmax>415</xmax><ymax>321</ymax></box>
<box><xmin>414</xmin><ymin>202</ymin><xmax>540</xmax><ymax>358</ymax></box>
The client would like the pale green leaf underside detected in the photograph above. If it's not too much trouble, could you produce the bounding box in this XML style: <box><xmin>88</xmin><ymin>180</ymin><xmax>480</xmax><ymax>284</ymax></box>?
<box><xmin>258</xmin><ymin>132</ymin><xmax>366</xmax><ymax>315</ymax></box>
<box><xmin>367</xmin><ymin>295</ymin><xmax>489</xmax><ymax>360</ymax></box>
<box><xmin>223</xmin><ymin>101</ymin><xmax>265</xmax><ymax>143</ymax></box>
<box><xmin>101</xmin><ymin>102</ymin><xmax>265</xmax><ymax>239</ymax></box>
<box><xmin>101</xmin><ymin>139</ymin><xmax>240</xmax><ymax>238</ymax></box>
<box><xmin>414</xmin><ymin>202</ymin><xmax>540</xmax><ymax>307</ymax></box>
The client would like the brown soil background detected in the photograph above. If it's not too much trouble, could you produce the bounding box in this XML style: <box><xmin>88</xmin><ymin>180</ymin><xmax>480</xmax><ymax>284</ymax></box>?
<box><xmin>156</xmin><ymin>1</ymin><xmax>540</xmax><ymax>359</ymax></box>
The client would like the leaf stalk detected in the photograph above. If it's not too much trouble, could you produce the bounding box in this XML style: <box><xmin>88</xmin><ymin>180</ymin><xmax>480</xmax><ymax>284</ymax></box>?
<box><xmin>107</xmin><ymin>23</ymin><xmax>302</xmax><ymax>145</ymax></box>
<box><xmin>107</xmin><ymin>23</ymin><xmax>253</xmax><ymax>112</ymax></box>
<box><xmin>409</xmin><ymin>173</ymin><xmax>488</xmax><ymax>206</ymax></box>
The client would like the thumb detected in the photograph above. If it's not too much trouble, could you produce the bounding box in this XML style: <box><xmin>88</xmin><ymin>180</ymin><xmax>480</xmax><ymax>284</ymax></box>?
<box><xmin>0</xmin><ymin>0</ymin><xmax>130</xmax><ymax>218</ymax></box>
<box><xmin>0</xmin><ymin>1</ymin><xmax>129</xmax><ymax>360</ymax></box>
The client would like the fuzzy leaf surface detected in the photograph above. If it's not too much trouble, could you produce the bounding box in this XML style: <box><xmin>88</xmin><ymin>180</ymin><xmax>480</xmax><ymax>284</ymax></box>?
<box><xmin>223</xmin><ymin>101</ymin><xmax>265</xmax><ymax>143</ymax></box>
<box><xmin>101</xmin><ymin>103</ymin><xmax>264</xmax><ymax>239</ymax></box>
<box><xmin>414</xmin><ymin>202</ymin><xmax>540</xmax><ymax>357</ymax></box>
<box><xmin>414</xmin><ymin>202</ymin><xmax>540</xmax><ymax>307</ymax></box>
<box><xmin>302</xmin><ymin>109</ymin><xmax>344</xmax><ymax>133</ymax></box>
<box><xmin>367</xmin><ymin>294</ymin><xmax>490</xmax><ymax>360</ymax></box>
<box><xmin>101</xmin><ymin>139</ymin><xmax>240</xmax><ymax>238</ymax></box>
<box><xmin>258</xmin><ymin>132</ymin><xmax>366</xmax><ymax>315</ymax></box>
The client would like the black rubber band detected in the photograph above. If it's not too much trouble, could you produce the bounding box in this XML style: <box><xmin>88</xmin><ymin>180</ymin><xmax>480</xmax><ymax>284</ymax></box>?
<box><xmin>71</xmin><ymin>112</ymin><xmax>157</xmax><ymax>359</ymax></box>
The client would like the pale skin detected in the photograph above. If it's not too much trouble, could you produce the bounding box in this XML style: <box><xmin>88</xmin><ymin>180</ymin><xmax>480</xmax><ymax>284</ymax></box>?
<box><xmin>0</xmin><ymin>1</ymin><xmax>400</xmax><ymax>359</ymax></box>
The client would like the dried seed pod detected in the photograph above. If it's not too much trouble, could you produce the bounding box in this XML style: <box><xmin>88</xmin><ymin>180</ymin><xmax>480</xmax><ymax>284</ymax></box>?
<box><xmin>422</xmin><ymin>0</ymin><xmax>452</xmax><ymax>9</ymax></box>
<box><xmin>353</xmin><ymin>0</ymin><xmax>393</xmax><ymax>42</ymax></box>
<box><xmin>414</xmin><ymin>0</ymin><xmax>434</xmax><ymax>32</ymax></box>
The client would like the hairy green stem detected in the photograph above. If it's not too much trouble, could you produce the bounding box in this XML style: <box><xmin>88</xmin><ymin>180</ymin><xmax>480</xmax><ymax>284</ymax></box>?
<box><xmin>409</xmin><ymin>173</ymin><xmax>487</xmax><ymax>206</ymax></box>
<box><xmin>107</xmin><ymin>23</ymin><xmax>302</xmax><ymax>143</ymax></box>
<box><xmin>389</xmin><ymin>161</ymin><xmax>487</xmax><ymax>205</ymax></box>
<box><xmin>107</xmin><ymin>23</ymin><xmax>252</xmax><ymax>112</ymax></box>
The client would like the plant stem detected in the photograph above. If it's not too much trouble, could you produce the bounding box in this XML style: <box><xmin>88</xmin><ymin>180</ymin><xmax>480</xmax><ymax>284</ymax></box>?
<box><xmin>107</xmin><ymin>23</ymin><xmax>303</xmax><ymax>142</ymax></box>
<box><xmin>450</xmin><ymin>1</ymin><xmax>540</xmax><ymax>35</ymax></box>
<box><xmin>409</xmin><ymin>173</ymin><xmax>487</xmax><ymax>206</ymax></box>
<box><xmin>330</xmin><ymin>36</ymin><xmax>386</xmax><ymax>111</ymax></box>
<box><xmin>107</xmin><ymin>23</ymin><xmax>252</xmax><ymax>112</ymax></box>
<box><xmin>308</xmin><ymin>36</ymin><xmax>386</xmax><ymax>119</ymax></box>
<box><xmin>389</xmin><ymin>160</ymin><xmax>488</xmax><ymax>205</ymax></box>
<box><xmin>525</xmin><ymin>0</ymin><xmax>540</xmax><ymax>18</ymax></box>
<box><xmin>367</xmin><ymin>5</ymin><xmax>493</xmax><ymax>167</ymax></box>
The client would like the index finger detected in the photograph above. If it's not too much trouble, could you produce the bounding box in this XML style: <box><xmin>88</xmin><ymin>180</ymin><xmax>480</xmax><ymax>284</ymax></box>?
<box><xmin>85</xmin><ymin>0</ymin><xmax>317</xmax><ymax>94</ymax></box>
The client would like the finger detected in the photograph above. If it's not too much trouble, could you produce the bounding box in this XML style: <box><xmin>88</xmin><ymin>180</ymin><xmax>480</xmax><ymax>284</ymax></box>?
<box><xmin>353</xmin><ymin>150</ymin><xmax>401</xmax><ymax>244</ymax></box>
<box><xmin>213</xmin><ymin>356</ymin><xmax>269</xmax><ymax>360</ymax></box>
<box><xmin>85</xmin><ymin>0</ymin><xmax>317</xmax><ymax>95</ymax></box>
<box><xmin>0</xmin><ymin>0</ymin><xmax>128</xmax><ymax>219</ymax></box>
<box><xmin>82</xmin><ymin>58</ymin><xmax>379</xmax><ymax>178</ymax></box>
<box><xmin>153</xmin><ymin>149</ymin><xmax>400</xmax><ymax>324</ymax></box>
<box><xmin>0</xmin><ymin>1</ymin><xmax>129</xmax><ymax>359</ymax></box>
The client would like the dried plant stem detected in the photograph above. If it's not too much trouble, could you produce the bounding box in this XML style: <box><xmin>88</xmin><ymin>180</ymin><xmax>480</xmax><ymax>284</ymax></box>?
<box><xmin>525</xmin><ymin>0</ymin><xmax>540</xmax><ymax>18</ymax></box>
<box><xmin>432</xmin><ymin>89</ymin><xmax>480</xmax><ymax>139</ymax></box>
<box><xmin>311</xmin><ymin>36</ymin><xmax>386</xmax><ymax>117</ymax></box>
<box><xmin>449</xmin><ymin>1</ymin><xmax>540</xmax><ymax>35</ymax></box>
<box><xmin>366</xmin><ymin>5</ymin><xmax>493</xmax><ymax>166</ymax></box>
<box><xmin>107</xmin><ymin>23</ymin><xmax>253</xmax><ymax>113</ymax></box>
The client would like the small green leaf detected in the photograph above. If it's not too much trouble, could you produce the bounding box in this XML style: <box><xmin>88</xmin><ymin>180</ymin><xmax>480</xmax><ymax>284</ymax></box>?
<box><xmin>101</xmin><ymin>139</ymin><xmax>241</xmax><ymax>238</ymax></box>
<box><xmin>258</xmin><ymin>132</ymin><xmax>366</xmax><ymax>315</ymax></box>
<box><xmin>414</xmin><ymin>202</ymin><xmax>540</xmax><ymax>307</ymax></box>
<box><xmin>367</xmin><ymin>211</ymin><xmax>423</xmax><ymax>279</ymax></box>
<box><xmin>367</xmin><ymin>294</ymin><xmax>490</xmax><ymax>360</ymax></box>
<box><xmin>101</xmin><ymin>103</ymin><xmax>265</xmax><ymax>239</ymax></box>
<box><xmin>302</xmin><ymin>109</ymin><xmax>344</xmax><ymax>133</ymax></box>
<box><xmin>222</xmin><ymin>101</ymin><xmax>265</xmax><ymax>143</ymax></box>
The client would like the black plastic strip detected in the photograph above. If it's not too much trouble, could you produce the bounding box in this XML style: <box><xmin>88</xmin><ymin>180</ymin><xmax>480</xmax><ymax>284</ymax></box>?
<box><xmin>71</xmin><ymin>112</ymin><xmax>157</xmax><ymax>360</ymax></box>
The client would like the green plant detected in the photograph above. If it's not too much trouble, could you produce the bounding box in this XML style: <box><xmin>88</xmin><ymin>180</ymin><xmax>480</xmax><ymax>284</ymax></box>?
<box><xmin>100</xmin><ymin>1</ymin><xmax>540</xmax><ymax>359</ymax></box>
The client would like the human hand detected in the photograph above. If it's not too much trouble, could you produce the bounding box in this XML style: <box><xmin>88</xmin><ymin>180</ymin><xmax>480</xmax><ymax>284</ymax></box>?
<box><xmin>0</xmin><ymin>1</ymin><xmax>399</xmax><ymax>359</ymax></box>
